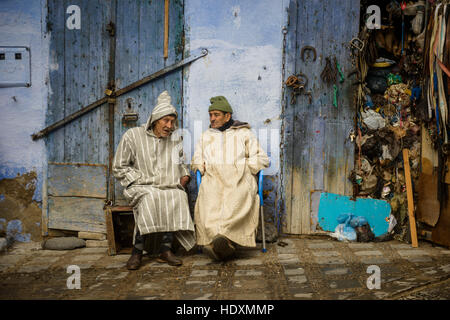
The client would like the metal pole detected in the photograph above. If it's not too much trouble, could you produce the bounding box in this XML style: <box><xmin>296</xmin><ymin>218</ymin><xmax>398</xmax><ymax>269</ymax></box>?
<box><xmin>107</xmin><ymin>1</ymin><xmax>117</xmax><ymax>205</ymax></box>
<box><xmin>31</xmin><ymin>49</ymin><xmax>208</xmax><ymax>140</ymax></box>
<box><xmin>259</xmin><ymin>170</ymin><xmax>267</xmax><ymax>253</ymax></box>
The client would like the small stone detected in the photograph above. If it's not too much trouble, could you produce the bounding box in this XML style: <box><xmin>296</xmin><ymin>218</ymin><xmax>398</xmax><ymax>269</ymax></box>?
<box><xmin>78</xmin><ymin>232</ymin><xmax>106</xmax><ymax>241</ymax></box>
<box><xmin>42</xmin><ymin>237</ymin><xmax>86</xmax><ymax>250</ymax></box>
<box><xmin>85</xmin><ymin>240</ymin><xmax>108</xmax><ymax>248</ymax></box>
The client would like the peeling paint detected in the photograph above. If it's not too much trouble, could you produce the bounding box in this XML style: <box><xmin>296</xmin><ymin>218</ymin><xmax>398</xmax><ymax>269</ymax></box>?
<box><xmin>6</xmin><ymin>219</ymin><xmax>31</xmax><ymax>242</ymax></box>
<box><xmin>0</xmin><ymin>171</ymin><xmax>42</xmax><ymax>242</ymax></box>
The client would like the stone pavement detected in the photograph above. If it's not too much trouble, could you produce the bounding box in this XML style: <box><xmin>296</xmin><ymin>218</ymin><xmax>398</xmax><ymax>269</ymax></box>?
<box><xmin>0</xmin><ymin>237</ymin><xmax>449</xmax><ymax>300</ymax></box>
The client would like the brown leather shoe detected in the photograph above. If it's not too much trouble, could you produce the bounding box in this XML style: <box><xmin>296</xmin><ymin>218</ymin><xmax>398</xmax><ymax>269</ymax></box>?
<box><xmin>126</xmin><ymin>252</ymin><xmax>142</xmax><ymax>270</ymax></box>
<box><xmin>157</xmin><ymin>250</ymin><xmax>182</xmax><ymax>266</ymax></box>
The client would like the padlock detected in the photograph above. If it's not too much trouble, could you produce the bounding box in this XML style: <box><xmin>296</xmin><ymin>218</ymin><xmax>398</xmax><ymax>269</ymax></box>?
<box><xmin>349</xmin><ymin>129</ymin><xmax>356</xmax><ymax>142</ymax></box>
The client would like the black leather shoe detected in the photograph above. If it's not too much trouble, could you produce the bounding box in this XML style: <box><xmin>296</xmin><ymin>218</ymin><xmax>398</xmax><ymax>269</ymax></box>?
<box><xmin>157</xmin><ymin>250</ymin><xmax>182</xmax><ymax>266</ymax></box>
<box><xmin>212</xmin><ymin>235</ymin><xmax>235</xmax><ymax>261</ymax></box>
<box><xmin>202</xmin><ymin>244</ymin><xmax>220</xmax><ymax>261</ymax></box>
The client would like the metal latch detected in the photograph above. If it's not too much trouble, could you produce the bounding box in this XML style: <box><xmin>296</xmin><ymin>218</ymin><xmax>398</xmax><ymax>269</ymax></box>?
<box><xmin>122</xmin><ymin>98</ymin><xmax>139</xmax><ymax>126</ymax></box>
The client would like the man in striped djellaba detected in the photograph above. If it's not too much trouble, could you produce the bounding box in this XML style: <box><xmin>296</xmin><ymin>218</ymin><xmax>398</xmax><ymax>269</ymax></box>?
<box><xmin>113</xmin><ymin>91</ymin><xmax>195</xmax><ymax>270</ymax></box>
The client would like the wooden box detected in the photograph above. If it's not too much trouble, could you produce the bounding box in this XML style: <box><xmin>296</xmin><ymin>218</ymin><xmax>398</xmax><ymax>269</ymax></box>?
<box><xmin>105</xmin><ymin>206</ymin><xmax>135</xmax><ymax>255</ymax></box>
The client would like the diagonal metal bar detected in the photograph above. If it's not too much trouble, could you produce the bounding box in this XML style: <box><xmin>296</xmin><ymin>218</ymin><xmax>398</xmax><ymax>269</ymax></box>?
<box><xmin>32</xmin><ymin>48</ymin><xmax>208</xmax><ymax>140</ymax></box>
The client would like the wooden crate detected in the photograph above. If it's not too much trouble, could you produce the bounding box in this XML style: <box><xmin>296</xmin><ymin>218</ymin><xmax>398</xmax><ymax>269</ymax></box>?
<box><xmin>105</xmin><ymin>206</ymin><xmax>135</xmax><ymax>255</ymax></box>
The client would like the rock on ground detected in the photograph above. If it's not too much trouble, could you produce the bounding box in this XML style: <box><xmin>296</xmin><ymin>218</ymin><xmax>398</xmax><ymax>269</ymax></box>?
<box><xmin>42</xmin><ymin>237</ymin><xmax>86</xmax><ymax>250</ymax></box>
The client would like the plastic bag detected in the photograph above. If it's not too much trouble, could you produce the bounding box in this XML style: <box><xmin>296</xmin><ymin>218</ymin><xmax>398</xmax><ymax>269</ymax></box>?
<box><xmin>331</xmin><ymin>223</ymin><xmax>357</xmax><ymax>242</ymax></box>
<box><xmin>332</xmin><ymin>213</ymin><xmax>357</xmax><ymax>241</ymax></box>
<box><xmin>350</xmin><ymin>216</ymin><xmax>368</xmax><ymax>228</ymax></box>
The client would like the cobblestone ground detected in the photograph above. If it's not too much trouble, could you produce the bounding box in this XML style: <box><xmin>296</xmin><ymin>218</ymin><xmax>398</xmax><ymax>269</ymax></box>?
<box><xmin>0</xmin><ymin>237</ymin><xmax>449</xmax><ymax>300</ymax></box>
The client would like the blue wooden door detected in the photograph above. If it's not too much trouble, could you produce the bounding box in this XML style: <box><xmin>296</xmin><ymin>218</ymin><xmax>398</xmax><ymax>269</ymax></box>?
<box><xmin>282</xmin><ymin>0</ymin><xmax>360</xmax><ymax>234</ymax></box>
<box><xmin>114</xmin><ymin>0</ymin><xmax>184</xmax><ymax>205</ymax></box>
<box><xmin>45</xmin><ymin>0</ymin><xmax>185</xmax><ymax>233</ymax></box>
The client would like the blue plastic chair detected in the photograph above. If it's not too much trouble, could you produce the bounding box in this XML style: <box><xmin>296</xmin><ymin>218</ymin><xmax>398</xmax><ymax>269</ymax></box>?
<box><xmin>196</xmin><ymin>169</ymin><xmax>267</xmax><ymax>253</ymax></box>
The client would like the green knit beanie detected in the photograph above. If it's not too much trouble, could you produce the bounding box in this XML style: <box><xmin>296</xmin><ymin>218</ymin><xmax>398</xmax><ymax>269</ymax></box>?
<box><xmin>208</xmin><ymin>96</ymin><xmax>233</xmax><ymax>114</ymax></box>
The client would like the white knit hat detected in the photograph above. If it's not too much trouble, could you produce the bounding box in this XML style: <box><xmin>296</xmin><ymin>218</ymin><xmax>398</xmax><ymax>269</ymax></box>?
<box><xmin>145</xmin><ymin>90</ymin><xmax>178</xmax><ymax>131</ymax></box>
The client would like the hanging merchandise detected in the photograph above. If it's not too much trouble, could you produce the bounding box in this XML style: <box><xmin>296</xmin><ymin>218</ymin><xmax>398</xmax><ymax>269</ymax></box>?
<box><xmin>427</xmin><ymin>3</ymin><xmax>449</xmax><ymax>145</ymax></box>
<box><xmin>345</xmin><ymin>1</ymin><xmax>450</xmax><ymax>244</ymax></box>
<box><xmin>361</xmin><ymin>109</ymin><xmax>386</xmax><ymax>130</ymax></box>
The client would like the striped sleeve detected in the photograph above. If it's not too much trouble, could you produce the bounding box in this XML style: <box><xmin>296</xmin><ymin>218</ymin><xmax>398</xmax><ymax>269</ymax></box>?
<box><xmin>112</xmin><ymin>131</ymin><xmax>142</xmax><ymax>187</ymax></box>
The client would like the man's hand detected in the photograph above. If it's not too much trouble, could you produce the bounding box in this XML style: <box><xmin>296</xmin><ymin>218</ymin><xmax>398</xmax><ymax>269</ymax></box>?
<box><xmin>180</xmin><ymin>175</ymin><xmax>190</xmax><ymax>189</ymax></box>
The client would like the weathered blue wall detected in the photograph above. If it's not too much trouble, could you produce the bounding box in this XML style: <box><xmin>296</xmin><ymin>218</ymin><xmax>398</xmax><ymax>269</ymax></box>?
<box><xmin>0</xmin><ymin>0</ymin><xmax>48</xmax><ymax>242</ymax></box>
<box><xmin>183</xmin><ymin>0</ymin><xmax>288</xmax><ymax>228</ymax></box>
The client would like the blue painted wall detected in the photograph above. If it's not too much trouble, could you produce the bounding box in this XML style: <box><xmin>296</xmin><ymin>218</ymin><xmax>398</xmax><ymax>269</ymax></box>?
<box><xmin>183</xmin><ymin>0</ymin><xmax>288</xmax><ymax>228</ymax></box>
<box><xmin>183</xmin><ymin>0</ymin><xmax>286</xmax><ymax>175</ymax></box>
<box><xmin>0</xmin><ymin>0</ymin><xmax>48</xmax><ymax>242</ymax></box>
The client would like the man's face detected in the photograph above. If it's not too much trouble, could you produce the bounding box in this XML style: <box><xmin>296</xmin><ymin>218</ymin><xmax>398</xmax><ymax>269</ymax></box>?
<box><xmin>209</xmin><ymin>110</ymin><xmax>231</xmax><ymax>129</ymax></box>
<box><xmin>153</xmin><ymin>115</ymin><xmax>176</xmax><ymax>138</ymax></box>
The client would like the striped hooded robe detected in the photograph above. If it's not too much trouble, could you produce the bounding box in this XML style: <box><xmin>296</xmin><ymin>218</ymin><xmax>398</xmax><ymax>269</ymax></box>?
<box><xmin>112</xmin><ymin>91</ymin><xmax>196</xmax><ymax>251</ymax></box>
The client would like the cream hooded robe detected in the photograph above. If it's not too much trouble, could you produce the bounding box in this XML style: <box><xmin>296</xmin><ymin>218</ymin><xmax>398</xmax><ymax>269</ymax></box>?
<box><xmin>112</xmin><ymin>91</ymin><xmax>196</xmax><ymax>251</ymax></box>
<box><xmin>191</xmin><ymin>121</ymin><xmax>269</xmax><ymax>247</ymax></box>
